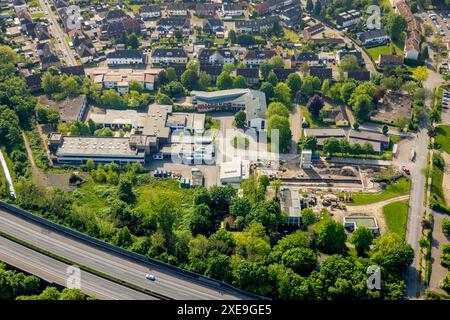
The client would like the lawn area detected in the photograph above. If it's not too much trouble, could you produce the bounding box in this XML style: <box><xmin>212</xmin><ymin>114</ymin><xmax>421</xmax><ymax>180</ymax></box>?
<box><xmin>214</xmin><ymin>38</ymin><xmax>225</xmax><ymax>45</ymax></box>
<box><xmin>366</xmin><ymin>41</ymin><xmax>403</xmax><ymax>60</ymax></box>
<box><xmin>435</xmin><ymin>125</ymin><xmax>450</xmax><ymax>154</ymax></box>
<box><xmin>283</xmin><ymin>28</ymin><xmax>300</xmax><ymax>42</ymax></box>
<box><xmin>383</xmin><ymin>200</ymin><xmax>409</xmax><ymax>239</ymax></box>
<box><xmin>366</xmin><ymin>45</ymin><xmax>391</xmax><ymax>60</ymax></box>
<box><xmin>347</xmin><ymin>177</ymin><xmax>411</xmax><ymax>206</ymax></box>
<box><xmin>31</xmin><ymin>13</ymin><xmax>46</xmax><ymax>19</ymax></box>
<box><xmin>127</xmin><ymin>5</ymin><xmax>143</xmax><ymax>15</ymax></box>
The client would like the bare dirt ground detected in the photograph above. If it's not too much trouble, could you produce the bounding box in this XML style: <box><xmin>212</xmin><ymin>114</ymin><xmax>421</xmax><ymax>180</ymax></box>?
<box><xmin>440</xmin><ymin>152</ymin><xmax>450</xmax><ymax>206</ymax></box>
<box><xmin>330</xmin><ymin>194</ymin><xmax>410</xmax><ymax>235</ymax></box>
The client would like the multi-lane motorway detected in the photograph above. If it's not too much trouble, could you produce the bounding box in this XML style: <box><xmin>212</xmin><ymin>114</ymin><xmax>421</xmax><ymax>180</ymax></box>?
<box><xmin>0</xmin><ymin>207</ymin><xmax>254</xmax><ymax>300</ymax></box>
<box><xmin>0</xmin><ymin>236</ymin><xmax>155</xmax><ymax>300</ymax></box>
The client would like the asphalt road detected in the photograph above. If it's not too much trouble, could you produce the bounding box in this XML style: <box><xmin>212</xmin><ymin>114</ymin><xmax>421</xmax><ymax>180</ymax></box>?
<box><xmin>0</xmin><ymin>207</ymin><xmax>253</xmax><ymax>300</ymax></box>
<box><xmin>38</xmin><ymin>0</ymin><xmax>77</xmax><ymax>66</ymax></box>
<box><xmin>0</xmin><ymin>236</ymin><xmax>155</xmax><ymax>300</ymax></box>
<box><xmin>403</xmin><ymin>54</ymin><xmax>444</xmax><ymax>297</ymax></box>
<box><xmin>404</xmin><ymin>128</ymin><xmax>428</xmax><ymax>298</ymax></box>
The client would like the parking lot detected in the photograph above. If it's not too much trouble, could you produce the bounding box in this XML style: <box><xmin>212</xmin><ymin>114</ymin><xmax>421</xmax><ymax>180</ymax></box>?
<box><xmin>422</xmin><ymin>10</ymin><xmax>450</xmax><ymax>40</ymax></box>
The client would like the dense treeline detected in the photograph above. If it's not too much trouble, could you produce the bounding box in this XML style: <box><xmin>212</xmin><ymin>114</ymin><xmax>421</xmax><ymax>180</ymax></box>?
<box><xmin>0</xmin><ymin>46</ymin><xmax>35</xmax><ymax>180</ymax></box>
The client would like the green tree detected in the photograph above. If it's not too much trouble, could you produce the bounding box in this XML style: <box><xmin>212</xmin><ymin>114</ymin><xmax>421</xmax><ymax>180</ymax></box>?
<box><xmin>205</xmin><ymin>251</ymin><xmax>232</xmax><ymax>282</ymax></box>
<box><xmin>386</xmin><ymin>13</ymin><xmax>407</xmax><ymax>41</ymax></box>
<box><xmin>117</xmin><ymin>178</ymin><xmax>135</xmax><ymax>203</ymax></box>
<box><xmin>323</xmin><ymin>137</ymin><xmax>341</xmax><ymax>156</ymax></box>
<box><xmin>370</xmin><ymin>233</ymin><xmax>414</xmax><ymax>276</ymax></box>
<box><xmin>35</xmin><ymin>104</ymin><xmax>60</xmax><ymax>124</ymax></box>
<box><xmin>266</xmin><ymin>71</ymin><xmax>278</xmax><ymax>86</ymax></box>
<box><xmin>129</xmin><ymin>80</ymin><xmax>144</xmax><ymax>93</ymax></box>
<box><xmin>198</xmin><ymin>71</ymin><xmax>211</xmax><ymax>90</ymax></box>
<box><xmin>61</xmin><ymin>76</ymin><xmax>80</xmax><ymax>97</ymax></box>
<box><xmin>286</xmin><ymin>73</ymin><xmax>302</xmax><ymax>97</ymax></box>
<box><xmin>315</xmin><ymin>219</ymin><xmax>347</xmax><ymax>253</ymax></box>
<box><xmin>313</xmin><ymin>0</ymin><xmax>322</xmax><ymax>15</ymax></box>
<box><xmin>268</xmin><ymin>114</ymin><xmax>292</xmax><ymax>153</ymax></box>
<box><xmin>189</xmin><ymin>204</ymin><xmax>214</xmax><ymax>235</ymax></box>
<box><xmin>166</xmin><ymin>67</ymin><xmax>177</xmax><ymax>82</ymax></box>
<box><xmin>234</xmin><ymin>110</ymin><xmax>247</xmax><ymax>128</ymax></box>
<box><xmin>301</xmin><ymin>208</ymin><xmax>317</xmax><ymax>226</ymax></box>
<box><xmin>412</xmin><ymin>66</ymin><xmax>429</xmax><ymax>84</ymax></box>
<box><xmin>127</xmin><ymin>33</ymin><xmax>139</xmax><ymax>49</ymax></box>
<box><xmin>223</xmin><ymin>63</ymin><xmax>235</xmax><ymax>74</ymax></box>
<box><xmin>339</xmin><ymin>55</ymin><xmax>361</xmax><ymax>72</ymax></box>
<box><xmin>181</xmin><ymin>69</ymin><xmax>199</xmax><ymax>90</ymax></box>
<box><xmin>351</xmin><ymin>94</ymin><xmax>373</xmax><ymax>121</ymax></box>
<box><xmin>260</xmin><ymin>82</ymin><xmax>274</xmax><ymax>101</ymax></box>
<box><xmin>442</xmin><ymin>218</ymin><xmax>450</xmax><ymax>237</ymax></box>
<box><xmin>307</xmin><ymin>94</ymin><xmax>324</xmax><ymax>119</ymax></box>
<box><xmin>351</xmin><ymin>227</ymin><xmax>373</xmax><ymax>255</ymax></box>
<box><xmin>233</xmin><ymin>75</ymin><xmax>247</xmax><ymax>88</ymax></box>
<box><xmin>267</xmin><ymin>102</ymin><xmax>290</xmax><ymax>119</ymax></box>
<box><xmin>216</xmin><ymin>71</ymin><xmax>233</xmax><ymax>90</ymax></box>
<box><xmin>229</xmin><ymin>196</ymin><xmax>252</xmax><ymax>219</ymax></box>
<box><xmin>274</xmin><ymin>83</ymin><xmax>291</xmax><ymax>106</ymax></box>
<box><xmin>282</xmin><ymin>247</ymin><xmax>317</xmax><ymax>275</ymax></box>
<box><xmin>155</xmin><ymin>93</ymin><xmax>173</xmax><ymax>105</ymax></box>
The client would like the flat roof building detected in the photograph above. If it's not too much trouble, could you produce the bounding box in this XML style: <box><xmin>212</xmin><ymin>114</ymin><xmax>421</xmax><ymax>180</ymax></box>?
<box><xmin>343</xmin><ymin>216</ymin><xmax>379</xmax><ymax>235</ymax></box>
<box><xmin>190</xmin><ymin>89</ymin><xmax>267</xmax><ymax>131</ymax></box>
<box><xmin>50</xmin><ymin>135</ymin><xmax>146</xmax><ymax>165</ymax></box>
<box><xmin>220</xmin><ymin>158</ymin><xmax>250</xmax><ymax>184</ymax></box>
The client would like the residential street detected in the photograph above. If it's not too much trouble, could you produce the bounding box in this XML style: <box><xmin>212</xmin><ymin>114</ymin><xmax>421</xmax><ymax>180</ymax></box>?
<box><xmin>405</xmin><ymin>57</ymin><xmax>443</xmax><ymax>298</ymax></box>
<box><xmin>38</xmin><ymin>0</ymin><xmax>77</xmax><ymax>65</ymax></box>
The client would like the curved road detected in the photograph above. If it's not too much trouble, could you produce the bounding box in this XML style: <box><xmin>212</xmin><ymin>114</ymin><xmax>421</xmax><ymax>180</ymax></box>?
<box><xmin>0</xmin><ymin>207</ymin><xmax>254</xmax><ymax>300</ymax></box>
<box><xmin>0</xmin><ymin>236</ymin><xmax>154</xmax><ymax>300</ymax></box>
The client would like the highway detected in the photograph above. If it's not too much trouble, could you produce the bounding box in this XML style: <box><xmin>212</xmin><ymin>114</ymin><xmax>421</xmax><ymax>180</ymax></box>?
<box><xmin>0</xmin><ymin>236</ymin><xmax>155</xmax><ymax>300</ymax></box>
<box><xmin>0</xmin><ymin>207</ymin><xmax>254</xmax><ymax>300</ymax></box>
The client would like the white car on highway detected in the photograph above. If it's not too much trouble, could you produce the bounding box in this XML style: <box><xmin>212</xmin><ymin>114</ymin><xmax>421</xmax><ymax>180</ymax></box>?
<box><xmin>145</xmin><ymin>274</ymin><xmax>156</xmax><ymax>281</ymax></box>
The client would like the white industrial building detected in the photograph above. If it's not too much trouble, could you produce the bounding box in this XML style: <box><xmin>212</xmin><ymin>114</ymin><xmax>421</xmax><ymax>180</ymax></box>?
<box><xmin>219</xmin><ymin>158</ymin><xmax>250</xmax><ymax>184</ymax></box>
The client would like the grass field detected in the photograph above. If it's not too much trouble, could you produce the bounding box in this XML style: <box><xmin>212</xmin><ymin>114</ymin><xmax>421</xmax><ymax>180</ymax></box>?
<box><xmin>366</xmin><ymin>41</ymin><xmax>403</xmax><ymax>60</ymax></box>
<box><xmin>383</xmin><ymin>200</ymin><xmax>409</xmax><ymax>239</ymax></box>
<box><xmin>127</xmin><ymin>5</ymin><xmax>143</xmax><ymax>15</ymax></box>
<box><xmin>31</xmin><ymin>13</ymin><xmax>46</xmax><ymax>19</ymax></box>
<box><xmin>347</xmin><ymin>177</ymin><xmax>411</xmax><ymax>206</ymax></box>
<box><xmin>283</xmin><ymin>28</ymin><xmax>300</xmax><ymax>42</ymax></box>
<box><xmin>366</xmin><ymin>45</ymin><xmax>392</xmax><ymax>60</ymax></box>
<box><xmin>435</xmin><ymin>125</ymin><xmax>450</xmax><ymax>154</ymax></box>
